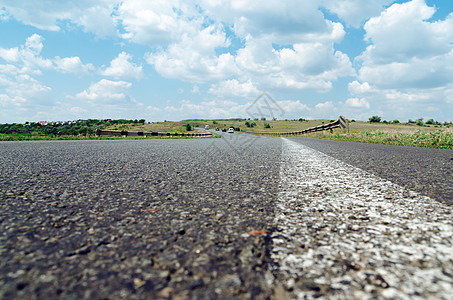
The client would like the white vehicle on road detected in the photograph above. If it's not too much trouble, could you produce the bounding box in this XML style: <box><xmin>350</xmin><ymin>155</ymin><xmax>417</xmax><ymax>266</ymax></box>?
<box><xmin>205</xmin><ymin>125</ymin><xmax>210</xmax><ymax>130</ymax></box>
<box><xmin>228</xmin><ymin>127</ymin><xmax>234</xmax><ymax>133</ymax></box>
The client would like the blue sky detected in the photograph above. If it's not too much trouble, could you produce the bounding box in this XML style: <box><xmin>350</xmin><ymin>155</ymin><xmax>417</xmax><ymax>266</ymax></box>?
<box><xmin>1</xmin><ymin>0</ymin><xmax>452</xmax><ymax>123</ymax></box>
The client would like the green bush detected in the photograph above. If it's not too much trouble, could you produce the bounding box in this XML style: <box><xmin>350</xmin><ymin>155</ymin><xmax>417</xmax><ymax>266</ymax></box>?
<box><xmin>264</xmin><ymin>122</ymin><xmax>271</xmax><ymax>128</ymax></box>
<box><xmin>369</xmin><ymin>116</ymin><xmax>381</xmax><ymax>123</ymax></box>
<box><xmin>245</xmin><ymin>120</ymin><xmax>256</xmax><ymax>128</ymax></box>
<box><xmin>416</xmin><ymin>118</ymin><xmax>425</xmax><ymax>126</ymax></box>
<box><xmin>186</xmin><ymin>124</ymin><xmax>192</xmax><ymax>131</ymax></box>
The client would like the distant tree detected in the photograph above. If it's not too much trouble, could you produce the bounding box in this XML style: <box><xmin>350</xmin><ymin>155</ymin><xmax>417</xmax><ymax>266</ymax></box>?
<box><xmin>245</xmin><ymin>120</ymin><xmax>256</xmax><ymax>128</ymax></box>
<box><xmin>264</xmin><ymin>122</ymin><xmax>271</xmax><ymax>128</ymax></box>
<box><xmin>369</xmin><ymin>116</ymin><xmax>381</xmax><ymax>123</ymax></box>
<box><xmin>186</xmin><ymin>123</ymin><xmax>192</xmax><ymax>131</ymax></box>
<box><xmin>416</xmin><ymin>118</ymin><xmax>425</xmax><ymax>126</ymax></box>
<box><xmin>138</xmin><ymin>119</ymin><xmax>146</xmax><ymax>124</ymax></box>
<box><xmin>261</xmin><ymin>117</ymin><xmax>266</xmax><ymax>121</ymax></box>
<box><xmin>392</xmin><ymin>120</ymin><xmax>400</xmax><ymax>124</ymax></box>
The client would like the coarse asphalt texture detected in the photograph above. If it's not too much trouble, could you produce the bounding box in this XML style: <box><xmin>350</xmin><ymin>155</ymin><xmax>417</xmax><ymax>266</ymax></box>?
<box><xmin>0</xmin><ymin>134</ymin><xmax>282</xmax><ymax>299</ymax></box>
<box><xmin>0</xmin><ymin>133</ymin><xmax>451</xmax><ymax>299</ymax></box>
<box><xmin>288</xmin><ymin>138</ymin><xmax>453</xmax><ymax>206</ymax></box>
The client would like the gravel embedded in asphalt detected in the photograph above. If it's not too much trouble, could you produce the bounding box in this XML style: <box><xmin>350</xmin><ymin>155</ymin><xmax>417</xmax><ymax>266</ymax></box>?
<box><xmin>0</xmin><ymin>137</ymin><xmax>282</xmax><ymax>299</ymax></box>
<box><xmin>271</xmin><ymin>138</ymin><xmax>453</xmax><ymax>299</ymax></box>
<box><xmin>288</xmin><ymin>137</ymin><xmax>453</xmax><ymax>206</ymax></box>
<box><xmin>1</xmin><ymin>135</ymin><xmax>452</xmax><ymax>299</ymax></box>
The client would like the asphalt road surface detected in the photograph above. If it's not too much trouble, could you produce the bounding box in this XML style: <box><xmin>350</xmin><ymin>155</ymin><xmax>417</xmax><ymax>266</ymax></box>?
<box><xmin>0</xmin><ymin>134</ymin><xmax>452</xmax><ymax>299</ymax></box>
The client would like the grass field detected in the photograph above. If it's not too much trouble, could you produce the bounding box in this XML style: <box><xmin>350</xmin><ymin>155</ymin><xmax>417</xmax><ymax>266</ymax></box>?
<box><xmin>180</xmin><ymin>118</ymin><xmax>453</xmax><ymax>149</ymax></box>
<box><xmin>1</xmin><ymin>119</ymin><xmax>452</xmax><ymax>149</ymax></box>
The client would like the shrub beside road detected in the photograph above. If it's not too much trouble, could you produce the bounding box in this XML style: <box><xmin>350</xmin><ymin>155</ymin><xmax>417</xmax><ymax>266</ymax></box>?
<box><xmin>310</xmin><ymin>129</ymin><xmax>453</xmax><ymax>150</ymax></box>
<box><xmin>1</xmin><ymin>118</ymin><xmax>452</xmax><ymax>149</ymax></box>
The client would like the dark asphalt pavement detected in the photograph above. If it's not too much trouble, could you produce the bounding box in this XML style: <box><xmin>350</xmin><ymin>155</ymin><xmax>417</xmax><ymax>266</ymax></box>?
<box><xmin>1</xmin><ymin>135</ymin><xmax>451</xmax><ymax>298</ymax></box>
<box><xmin>289</xmin><ymin>138</ymin><xmax>453</xmax><ymax>206</ymax></box>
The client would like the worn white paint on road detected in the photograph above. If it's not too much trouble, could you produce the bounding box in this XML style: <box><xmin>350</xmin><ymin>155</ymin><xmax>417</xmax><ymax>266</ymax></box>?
<box><xmin>270</xmin><ymin>138</ymin><xmax>453</xmax><ymax>299</ymax></box>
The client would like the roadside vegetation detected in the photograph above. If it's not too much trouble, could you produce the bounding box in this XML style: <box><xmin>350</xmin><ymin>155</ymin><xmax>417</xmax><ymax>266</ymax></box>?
<box><xmin>310</xmin><ymin>130</ymin><xmax>453</xmax><ymax>149</ymax></box>
<box><xmin>309</xmin><ymin>117</ymin><xmax>453</xmax><ymax>150</ymax></box>
<box><xmin>1</xmin><ymin>117</ymin><xmax>451</xmax><ymax>149</ymax></box>
<box><xmin>0</xmin><ymin>119</ymin><xmax>213</xmax><ymax>141</ymax></box>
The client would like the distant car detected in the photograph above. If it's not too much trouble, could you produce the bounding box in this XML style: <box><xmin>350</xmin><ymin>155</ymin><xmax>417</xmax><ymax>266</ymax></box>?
<box><xmin>228</xmin><ymin>127</ymin><xmax>234</xmax><ymax>133</ymax></box>
<box><xmin>215</xmin><ymin>127</ymin><xmax>219</xmax><ymax>131</ymax></box>
<box><xmin>205</xmin><ymin>125</ymin><xmax>210</xmax><ymax>130</ymax></box>
<box><xmin>222</xmin><ymin>128</ymin><xmax>227</xmax><ymax>132</ymax></box>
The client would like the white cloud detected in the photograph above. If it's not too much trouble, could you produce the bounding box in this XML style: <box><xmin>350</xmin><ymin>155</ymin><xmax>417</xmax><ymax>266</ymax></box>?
<box><xmin>0</xmin><ymin>34</ymin><xmax>94</xmax><ymax>75</ymax></box>
<box><xmin>54</xmin><ymin>56</ymin><xmax>95</xmax><ymax>74</ymax></box>
<box><xmin>345</xmin><ymin>97</ymin><xmax>370</xmax><ymax>109</ymax></box>
<box><xmin>0</xmin><ymin>72</ymin><xmax>51</xmax><ymax>101</ymax></box>
<box><xmin>146</xmin><ymin>25</ymin><xmax>237</xmax><ymax>83</ymax></box>
<box><xmin>4</xmin><ymin>1</ymin><xmax>357</xmax><ymax>94</ymax></box>
<box><xmin>348</xmin><ymin>81</ymin><xmax>376</xmax><ymax>95</ymax></box>
<box><xmin>0</xmin><ymin>94</ymin><xmax>26</xmax><ymax>107</ymax></box>
<box><xmin>200</xmin><ymin>0</ymin><xmax>337</xmax><ymax>43</ymax></box>
<box><xmin>0</xmin><ymin>34</ymin><xmax>52</xmax><ymax>72</ymax></box>
<box><xmin>115</xmin><ymin>0</ymin><xmax>200</xmax><ymax>46</ymax></box>
<box><xmin>320</xmin><ymin>0</ymin><xmax>394</xmax><ymax>28</ymax></box>
<box><xmin>138</xmin><ymin>1</ymin><xmax>354</xmax><ymax>91</ymax></box>
<box><xmin>101</xmin><ymin>52</ymin><xmax>143</xmax><ymax>79</ymax></box>
<box><xmin>1</xmin><ymin>0</ymin><xmax>118</xmax><ymax>37</ymax></box>
<box><xmin>315</xmin><ymin>101</ymin><xmax>335</xmax><ymax>111</ymax></box>
<box><xmin>74</xmin><ymin>79</ymin><xmax>133</xmax><ymax>103</ymax></box>
<box><xmin>208</xmin><ymin>79</ymin><xmax>259</xmax><ymax>99</ymax></box>
<box><xmin>357</xmin><ymin>0</ymin><xmax>453</xmax><ymax>89</ymax></box>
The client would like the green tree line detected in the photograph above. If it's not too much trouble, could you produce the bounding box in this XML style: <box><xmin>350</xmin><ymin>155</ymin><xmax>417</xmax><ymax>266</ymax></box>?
<box><xmin>0</xmin><ymin>119</ymin><xmax>146</xmax><ymax>137</ymax></box>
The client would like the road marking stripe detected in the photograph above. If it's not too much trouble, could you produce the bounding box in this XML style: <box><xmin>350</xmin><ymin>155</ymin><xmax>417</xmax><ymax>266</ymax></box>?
<box><xmin>271</xmin><ymin>138</ymin><xmax>453</xmax><ymax>299</ymax></box>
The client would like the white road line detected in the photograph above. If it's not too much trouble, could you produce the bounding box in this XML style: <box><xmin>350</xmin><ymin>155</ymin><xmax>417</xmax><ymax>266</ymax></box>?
<box><xmin>271</xmin><ymin>138</ymin><xmax>453</xmax><ymax>299</ymax></box>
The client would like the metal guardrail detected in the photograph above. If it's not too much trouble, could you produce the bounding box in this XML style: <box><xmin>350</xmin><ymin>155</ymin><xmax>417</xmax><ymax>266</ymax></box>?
<box><xmin>253</xmin><ymin>116</ymin><xmax>349</xmax><ymax>136</ymax></box>
<box><xmin>95</xmin><ymin>129</ymin><xmax>212</xmax><ymax>137</ymax></box>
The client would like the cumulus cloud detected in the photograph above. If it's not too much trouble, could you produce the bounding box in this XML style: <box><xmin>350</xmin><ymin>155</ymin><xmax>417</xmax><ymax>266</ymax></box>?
<box><xmin>345</xmin><ymin>97</ymin><xmax>370</xmax><ymax>109</ymax></box>
<box><xmin>74</xmin><ymin>79</ymin><xmax>133</xmax><ymax>104</ymax></box>
<box><xmin>0</xmin><ymin>34</ymin><xmax>94</xmax><ymax>75</ymax></box>
<box><xmin>1</xmin><ymin>0</ymin><xmax>118</xmax><ymax>37</ymax></box>
<box><xmin>0</xmin><ymin>34</ymin><xmax>53</xmax><ymax>73</ymax></box>
<box><xmin>357</xmin><ymin>0</ymin><xmax>453</xmax><ymax>89</ymax></box>
<box><xmin>101</xmin><ymin>52</ymin><xmax>143</xmax><ymax>79</ymax></box>
<box><xmin>4</xmin><ymin>1</ymin><xmax>356</xmax><ymax>94</ymax></box>
<box><xmin>115</xmin><ymin>0</ymin><xmax>200</xmax><ymax>46</ymax></box>
<box><xmin>315</xmin><ymin>101</ymin><xmax>335</xmax><ymax>111</ymax></box>
<box><xmin>200</xmin><ymin>0</ymin><xmax>337</xmax><ymax>43</ymax></box>
<box><xmin>54</xmin><ymin>56</ymin><xmax>95</xmax><ymax>74</ymax></box>
<box><xmin>140</xmin><ymin>0</ymin><xmax>354</xmax><ymax>92</ymax></box>
<box><xmin>146</xmin><ymin>25</ymin><xmax>237</xmax><ymax>83</ymax></box>
<box><xmin>208</xmin><ymin>79</ymin><xmax>259</xmax><ymax>99</ymax></box>
<box><xmin>320</xmin><ymin>0</ymin><xmax>394</xmax><ymax>28</ymax></box>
